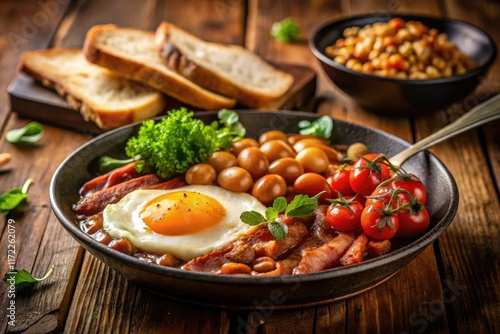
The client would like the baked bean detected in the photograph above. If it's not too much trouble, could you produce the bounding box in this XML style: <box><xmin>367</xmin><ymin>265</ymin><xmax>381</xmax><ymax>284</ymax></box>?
<box><xmin>258</xmin><ymin>130</ymin><xmax>288</xmax><ymax>145</ymax></box>
<box><xmin>231</xmin><ymin>138</ymin><xmax>259</xmax><ymax>156</ymax></box>
<box><xmin>346</xmin><ymin>142</ymin><xmax>369</xmax><ymax>162</ymax></box>
<box><xmin>217</xmin><ymin>167</ymin><xmax>253</xmax><ymax>192</ymax></box>
<box><xmin>325</xmin><ymin>18</ymin><xmax>476</xmax><ymax>79</ymax></box>
<box><xmin>251</xmin><ymin>256</ymin><xmax>276</xmax><ymax>273</ymax></box>
<box><xmin>221</xmin><ymin>262</ymin><xmax>252</xmax><ymax>275</ymax></box>
<box><xmin>237</xmin><ymin>147</ymin><xmax>269</xmax><ymax>180</ymax></box>
<box><xmin>268</xmin><ymin>157</ymin><xmax>304</xmax><ymax>183</ymax></box>
<box><xmin>209</xmin><ymin>151</ymin><xmax>238</xmax><ymax>173</ymax></box>
<box><xmin>185</xmin><ymin>163</ymin><xmax>216</xmax><ymax>185</ymax></box>
<box><xmin>259</xmin><ymin>139</ymin><xmax>296</xmax><ymax>163</ymax></box>
<box><xmin>157</xmin><ymin>253</ymin><xmax>178</xmax><ymax>267</ymax></box>
<box><xmin>293</xmin><ymin>139</ymin><xmax>343</xmax><ymax>162</ymax></box>
<box><xmin>251</xmin><ymin>174</ymin><xmax>287</xmax><ymax>205</ymax></box>
<box><xmin>295</xmin><ymin>147</ymin><xmax>329</xmax><ymax>173</ymax></box>
<box><xmin>109</xmin><ymin>238</ymin><xmax>135</xmax><ymax>255</ymax></box>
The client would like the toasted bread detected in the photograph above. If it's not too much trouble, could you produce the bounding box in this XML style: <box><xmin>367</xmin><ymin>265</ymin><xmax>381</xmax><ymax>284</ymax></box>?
<box><xmin>155</xmin><ymin>22</ymin><xmax>294</xmax><ymax>108</ymax></box>
<box><xmin>83</xmin><ymin>25</ymin><xmax>236</xmax><ymax>110</ymax></box>
<box><xmin>19</xmin><ymin>48</ymin><xmax>166</xmax><ymax>129</ymax></box>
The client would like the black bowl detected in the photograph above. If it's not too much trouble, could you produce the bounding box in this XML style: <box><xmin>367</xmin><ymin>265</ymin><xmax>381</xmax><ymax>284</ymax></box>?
<box><xmin>310</xmin><ymin>13</ymin><xmax>497</xmax><ymax>116</ymax></box>
<box><xmin>50</xmin><ymin>111</ymin><xmax>458</xmax><ymax>309</ymax></box>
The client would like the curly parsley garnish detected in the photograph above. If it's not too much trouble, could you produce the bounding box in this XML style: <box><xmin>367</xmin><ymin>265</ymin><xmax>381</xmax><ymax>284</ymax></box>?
<box><xmin>124</xmin><ymin>108</ymin><xmax>245</xmax><ymax>179</ymax></box>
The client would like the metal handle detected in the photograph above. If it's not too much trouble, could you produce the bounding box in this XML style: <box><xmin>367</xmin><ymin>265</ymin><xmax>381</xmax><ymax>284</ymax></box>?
<box><xmin>389</xmin><ymin>93</ymin><xmax>500</xmax><ymax>167</ymax></box>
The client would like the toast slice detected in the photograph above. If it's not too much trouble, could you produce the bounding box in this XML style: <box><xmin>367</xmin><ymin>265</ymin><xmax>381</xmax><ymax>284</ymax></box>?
<box><xmin>83</xmin><ymin>25</ymin><xmax>236</xmax><ymax>110</ymax></box>
<box><xmin>19</xmin><ymin>48</ymin><xmax>166</xmax><ymax>129</ymax></box>
<box><xmin>155</xmin><ymin>22</ymin><xmax>294</xmax><ymax>108</ymax></box>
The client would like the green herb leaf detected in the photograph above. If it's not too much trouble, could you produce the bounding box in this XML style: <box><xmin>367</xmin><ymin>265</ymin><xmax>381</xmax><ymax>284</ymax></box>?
<box><xmin>216</xmin><ymin>109</ymin><xmax>246</xmax><ymax>149</ymax></box>
<box><xmin>270</xmin><ymin>17</ymin><xmax>300</xmax><ymax>42</ymax></box>
<box><xmin>298</xmin><ymin>116</ymin><xmax>333</xmax><ymax>139</ymax></box>
<box><xmin>265</xmin><ymin>197</ymin><xmax>287</xmax><ymax>221</ymax></box>
<box><xmin>268</xmin><ymin>222</ymin><xmax>289</xmax><ymax>241</ymax></box>
<box><xmin>3</xmin><ymin>265</ymin><xmax>54</xmax><ymax>286</ymax></box>
<box><xmin>241</xmin><ymin>193</ymin><xmax>320</xmax><ymax>241</ymax></box>
<box><xmin>6</xmin><ymin>122</ymin><xmax>44</xmax><ymax>145</ymax></box>
<box><xmin>98</xmin><ymin>156</ymin><xmax>136</xmax><ymax>174</ymax></box>
<box><xmin>240</xmin><ymin>211</ymin><xmax>267</xmax><ymax>226</ymax></box>
<box><xmin>285</xmin><ymin>192</ymin><xmax>322</xmax><ymax>217</ymax></box>
<box><xmin>0</xmin><ymin>178</ymin><xmax>33</xmax><ymax>213</ymax></box>
<box><xmin>218</xmin><ymin>109</ymin><xmax>239</xmax><ymax>126</ymax></box>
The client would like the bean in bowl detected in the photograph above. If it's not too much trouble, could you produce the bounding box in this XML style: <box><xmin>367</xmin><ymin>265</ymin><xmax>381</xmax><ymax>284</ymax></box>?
<box><xmin>324</xmin><ymin>18</ymin><xmax>477</xmax><ymax>79</ymax></box>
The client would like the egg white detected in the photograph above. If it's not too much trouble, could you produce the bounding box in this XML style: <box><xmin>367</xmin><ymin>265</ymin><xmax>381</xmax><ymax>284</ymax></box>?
<box><xmin>102</xmin><ymin>185</ymin><xmax>266</xmax><ymax>261</ymax></box>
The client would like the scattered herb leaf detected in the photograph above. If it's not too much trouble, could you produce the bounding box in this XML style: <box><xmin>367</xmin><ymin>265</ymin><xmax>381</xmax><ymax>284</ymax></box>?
<box><xmin>0</xmin><ymin>178</ymin><xmax>33</xmax><ymax>213</ymax></box>
<box><xmin>98</xmin><ymin>156</ymin><xmax>136</xmax><ymax>174</ymax></box>
<box><xmin>298</xmin><ymin>116</ymin><xmax>333</xmax><ymax>139</ymax></box>
<box><xmin>3</xmin><ymin>265</ymin><xmax>54</xmax><ymax>286</ymax></box>
<box><xmin>240</xmin><ymin>193</ymin><xmax>321</xmax><ymax>241</ymax></box>
<box><xmin>6</xmin><ymin>122</ymin><xmax>44</xmax><ymax>145</ymax></box>
<box><xmin>270</xmin><ymin>17</ymin><xmax>300</xmax><ymax>42</ymax></box>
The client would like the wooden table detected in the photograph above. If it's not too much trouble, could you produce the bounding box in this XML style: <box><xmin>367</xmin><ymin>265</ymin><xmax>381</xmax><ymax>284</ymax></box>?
<box><xmin>1</xmin><ymin>1</ymin><xmax>499</xmax><ymax>333</ymax></box>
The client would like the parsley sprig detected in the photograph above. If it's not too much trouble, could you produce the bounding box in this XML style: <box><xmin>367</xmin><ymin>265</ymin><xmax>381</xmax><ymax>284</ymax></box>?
<box><xmin>240</xmin><ymin>193</ymin><xmax>322</xmax><ymax>241</ymax></box>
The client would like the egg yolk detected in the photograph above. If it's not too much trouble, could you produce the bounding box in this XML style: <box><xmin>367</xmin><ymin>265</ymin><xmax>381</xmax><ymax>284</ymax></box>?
<box><xmin>140</xmin><ymin>191</ymin><xmax>226</xmax><ymax>236</ymax></box>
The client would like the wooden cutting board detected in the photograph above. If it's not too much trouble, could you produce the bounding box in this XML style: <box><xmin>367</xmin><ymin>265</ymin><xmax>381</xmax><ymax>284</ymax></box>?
<box><xmin>8</xmin><ymin>63</ymin><xmax>317</xmax><ymax>135</ymax></box>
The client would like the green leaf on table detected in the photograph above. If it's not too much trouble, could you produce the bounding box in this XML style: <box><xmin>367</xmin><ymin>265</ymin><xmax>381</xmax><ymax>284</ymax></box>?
<box><xmin>3</xmin><ymin>265</ymin><xmax>55</xmax><ymax>286</ymax></box>
<box><xmin>270</xmin><ymin>17</ymin><xmax>300</xmax><ymax>42</ymax></box>
<box><xmin>0</xmin><ymin>178</ymin><xmax>33</xmax><ymax>213</ymax></box>
<box><xmin>6</xmin><ymin>122</ymin><xmax>44</xmax><ymax>145</ymax></box>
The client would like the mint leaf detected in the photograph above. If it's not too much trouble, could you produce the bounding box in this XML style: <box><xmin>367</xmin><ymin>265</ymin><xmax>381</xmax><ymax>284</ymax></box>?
<box><xmin>240</xmin><ymin>211</ymin><xmax>266</xmax><ymax>226</ymax></box>
<box><xmin>268</xmin><ymin>222</ymin><xmax>288</xmax><ymax>241</ymax></box>
<box><xmin>3</xmin><ymin>265</ymin><xmax>54</xmax><ymax>286</ymax></box>
<box><xmin>6</xmin><ymin>122</ymin><xmax>44</xmax><ymax>145</ymax></box>
<box><xmin>285</xmin><ymin>193</ymin><xmax>322</xmax><ymax>217</ymax></box>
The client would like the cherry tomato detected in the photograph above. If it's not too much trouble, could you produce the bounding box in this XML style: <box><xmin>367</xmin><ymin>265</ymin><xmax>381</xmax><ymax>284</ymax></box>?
<box><xmin>326</xmin><ymin>199</ymin><xmax>364</xmax><ymax>232</ymax></box>
<box><xmin>389</xmin><ymin>174</ymin><xmax>427</xmax><ymax>204</ymax></box>
<box><xmin>327</xmin><ymin>167</ymin><xmax>355</xmax><ymax>197</ymax></box>
<box><xmin>350</xmin><ymin>153</ymin><xmax>392</xmax><ymax>196</ymax></box>
<box><xmin>293</xmin><ymin>173</ymin><xmax>332</xmax><ymax>203</ymax></box>
<box><xmin>397</xmin><ymin>206</ymin><xmax>430</xmax><ymax>237</ymax></box>
<box><xmin>360</xmin><ymin>201</ymin><xmax>399</xmax><ymax>240</ymax></box>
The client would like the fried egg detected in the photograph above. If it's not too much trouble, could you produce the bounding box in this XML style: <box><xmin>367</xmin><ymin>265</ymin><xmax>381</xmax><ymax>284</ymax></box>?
<box><xmin>102</xmin><ymin>185</ymin><xmax>266</xmax><ymax>261</ymax></box>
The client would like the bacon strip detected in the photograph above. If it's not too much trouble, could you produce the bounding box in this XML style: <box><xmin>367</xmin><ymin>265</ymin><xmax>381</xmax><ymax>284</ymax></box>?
<box><xmin>293</xmin><ymin>233</ymin><xmax>356</xmax><ymax>274</ymax></box>
<box><xmin>80</xmin><ymin>162</ymin><xmax>139</xmax><ymax>197</ymax></box>
<box><xmin>310</xmin><ymin>205</ymin><xmax>334</xmax><ymax>243</ymax></box>
<box><xmin>339</xmin><ymin>233</ymin><xmax>369</xmax><ymax>266</ymax></box>
<box><xmin>366</xmin><ymin>239</ymin><xmax>391</xmax><ymax>257</ymax></box>
<box><xmin>183</xmin><ymin>220</ymin><xmax>309</xmax><ymax>273</ymax></box>
<box><xmin>74</xmin><ymin>174</ymin><xmax>164</xmax><ymax>216</ymax></box>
